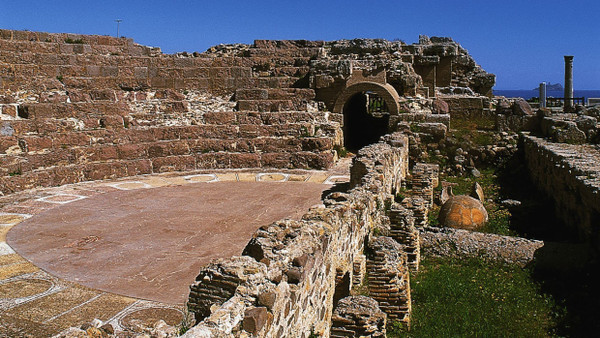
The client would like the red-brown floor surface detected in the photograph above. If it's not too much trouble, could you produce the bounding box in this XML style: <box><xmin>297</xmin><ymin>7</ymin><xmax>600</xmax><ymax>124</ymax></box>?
<box><xmin>7</xmin><ymin>182</ymin><xmax>327</xmax><ymax>304</ymax></box>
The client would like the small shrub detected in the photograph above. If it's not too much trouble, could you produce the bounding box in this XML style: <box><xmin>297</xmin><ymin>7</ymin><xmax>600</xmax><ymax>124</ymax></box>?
<box><xmin>387</xmin><ymin>321</ymin><xmax>408</xmax><ymax>336</ymax></box>
<box><xmin>308</xmin><ymin>330</ymin><xmax>320</xmax><ymax>338</ymax></box>
<box><xmin>9</xmin><ymin>169</ymin><xmax>22</xmax><ymax>176</ymax></box>
<box><xmin>395</xmin><ymin>186</ymin><xmax>409</xmax><ymax>202</ymax></box>
<box><xmin>427</xmin><ymin>206</ymin><xmax>440</xmax><ymax>227</ymax></box>
<box><xmin>64</xmin><ymin>38</ymin><xmax>84</xmax><ymax>44</ymax></box>
<box><xmin>334</xmin><ymin>145</ymin><xmax>348</xmax><ymax>158</ymax></box>
<box><xmin>409</xmin><ymin>123</ymin><xmax>421</xmax><ymax>133</ymax></box>
<box><xmin>56</xmin><ymin>75</ymin><xmax>64</xmax><ymax>83</ymax></box>
<box><xmin>177</xmin><ymin>304</ymin><xmax>194</xmax><ymax>335</ymax></box>
<box><xmin>300</xmin><ymin>125</ymin><xmax>311</xmax><ymax>138</ymax></box>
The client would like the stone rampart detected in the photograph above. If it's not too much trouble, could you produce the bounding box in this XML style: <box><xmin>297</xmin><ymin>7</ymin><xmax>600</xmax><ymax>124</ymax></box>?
<box><xmin>522</xmin><ymin>134</ymin><xmax>600</xmax><ymax>249</ymax></box>
<box><xmin>184</xmin><ymin>133</ymin><xmax>413</xmax><ymax>337</ymax></box>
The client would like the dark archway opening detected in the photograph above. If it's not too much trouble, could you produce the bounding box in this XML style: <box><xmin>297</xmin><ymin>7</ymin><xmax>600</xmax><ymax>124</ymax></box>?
<box><xmin>343</xmin><ymin>92</ymin><xmax>390</xmax><ymax>152</ymax></box>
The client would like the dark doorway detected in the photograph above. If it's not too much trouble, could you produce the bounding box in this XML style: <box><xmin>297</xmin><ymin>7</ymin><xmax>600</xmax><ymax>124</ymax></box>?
<box><xmin>343</xmin><ymin>92</ymin><xmax>390</xmax><ymax>152</ymax></box>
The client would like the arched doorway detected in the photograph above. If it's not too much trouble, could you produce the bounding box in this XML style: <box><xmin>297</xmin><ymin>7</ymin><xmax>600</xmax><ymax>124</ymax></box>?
<box><xmin>342</xmin><ymin>92</ymin><xmax>390</xmax><ymax>152</ymax></box>
<box><xmin>333</xmin><ymin>82</ymin><xmax>400</xmax><ymax>153</ymax></box>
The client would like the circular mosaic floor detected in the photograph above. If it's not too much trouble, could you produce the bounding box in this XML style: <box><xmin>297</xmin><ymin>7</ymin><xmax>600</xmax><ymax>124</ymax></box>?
<box><xmin>7</xmin><ymin>181</ymin><xmax>328</xmax><ymax>304</ymax></box>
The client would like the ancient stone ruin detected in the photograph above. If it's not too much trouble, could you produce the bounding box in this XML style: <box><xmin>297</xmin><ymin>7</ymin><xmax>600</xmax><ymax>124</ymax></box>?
<box><xmin>1</xmin><ymin>28</ymin><xmax>599</xmax><ymax>336</ymax></box>
<box><xmin>0</xmin><ymin>30</ymin><xmax>493</xmax><ymax>194</ymax></box>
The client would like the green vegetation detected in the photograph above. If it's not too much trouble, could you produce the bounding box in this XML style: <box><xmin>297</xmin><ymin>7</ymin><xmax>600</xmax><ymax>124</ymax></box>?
<box><xmin>450</xmin><ymin>115</ymin><xmax>498</xmax><ymax>148</ymax></box>
<box><xmin>8</xmin><ymin>169</ymin><xmax>22</xmax><ymax>176</ymax></box>
<box><xmin>351</xmin><ymin>271</ymin><xmax>370</xmax><ymax>297</ymax></box>
<box><xmin>56</xmin><ymin>75</ymin><xmax>64</xmax><ymax>83</ymax></box>
<box><xmin>177</xmin><ymin>303</ymin><xmax>193</xmax><ymax>335</ymax></box>
<box><xmin>367</xmin><ymin>97</ymin><xmax>388</xmax><ymax>113</ymax></box>
<box><xmin>334</xmin><ymin>144</ymin><xmax>349</xmax><ymax>158</ymax></box>
<box><xmin>64</xmin><ymin>38</ymin><xmax>84</xmax><ymax>44</ymax></box>
<box><xmin>409</xmin><ymin>123</ymin><xmax>421</xmax><ymax>133</ymax></box>
<box><xmin>300</xmin><ymin>125</ymin><xmax>311</xmax><ymax>138</ymax></box>
<box><xmin>390</xmin><ymin>257</ymin><xmax>561</xmax><ymax>337</ymax></box>
<box><xmin>395</xmin><ymin>186</ymin><xmax>409</xmax><ymax>202</ymax></box>
<box><xmin>451</xmin><ymin>115</ymin><xmax>496</xmax><ymax>132</ymax></box>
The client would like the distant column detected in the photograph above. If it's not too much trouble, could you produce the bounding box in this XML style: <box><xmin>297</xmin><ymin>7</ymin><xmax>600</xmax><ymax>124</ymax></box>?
<box><xmin>539</xmin><ymin>82</ymin><xmax>547</xmax><ymax>108</ymax></box>
<box><xmin>564</xmin><ymin>55</ymin><xmax>574</xmax><ymax>111</ymax></box>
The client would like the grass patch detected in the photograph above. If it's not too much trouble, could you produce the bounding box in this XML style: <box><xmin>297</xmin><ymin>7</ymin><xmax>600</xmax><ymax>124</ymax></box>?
<box><xmin>334</xmin><ymin>144</ymin><xmax>349</xmax><ymax>158</ymax></box>
<box><xmin>390</xmin><ymin>257</ymin><xmax>561</xmax><ymax>337</ymax></box>
<box><xmin>449</xmin><ymin>115</ymin><xmax>497</xmax><ymax>148</ymax></box>
<box><xmin>451</xmin><ymin>115</ymin><xmax>496</xmax><ymax>132</ymax></box>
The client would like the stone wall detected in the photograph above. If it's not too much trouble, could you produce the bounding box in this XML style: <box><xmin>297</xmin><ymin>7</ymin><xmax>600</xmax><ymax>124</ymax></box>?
<box><xmin>522</xmin><ymin>134</ymin><xmax>600</xmax><ymax>250</ymax></box>
<box><xmin>0</xmin><ymin>30</ymin><xmax>344</xmax><ymax>194</ymax></box>
<box><xmin>185</xmin><ymin>133</ymin><xmax>414</xmax><ymax>337</ymax></box>
<box><xmin>0</xmin><ymin>29</ymin><xmax>495</xmax><ymax>194</ymax></box>
<box><xmin>420</xmin><ymin>226</ymin><xmax>544</xmax><ymax>267</ymax></box>
<box><xmin>366</xmin><ymin>237</ymin><xmax>411</xmax><ymax>323</ymax></box>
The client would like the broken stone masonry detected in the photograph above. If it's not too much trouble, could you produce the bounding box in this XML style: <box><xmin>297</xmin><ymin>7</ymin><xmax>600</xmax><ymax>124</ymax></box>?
<box><xmin>0</xmin><ymin>29</ymin><xmax>493</xmax><ymax>195</ymax></box>
<box><xmin>2</xmin><ymin>28</ymin><xmax>600</xmax><ymax>336</ymax></box>
<box><xmin>186</xmin><ymin>135</ymin><xmax>418</xmax><ymax>336</ymax></box>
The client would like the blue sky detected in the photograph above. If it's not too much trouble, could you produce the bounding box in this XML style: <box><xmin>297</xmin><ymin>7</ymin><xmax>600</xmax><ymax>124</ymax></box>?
<box><xmin>2</xmin><ymin>0</ymin><xmax>598</xmax><ymax>89</ymax></box>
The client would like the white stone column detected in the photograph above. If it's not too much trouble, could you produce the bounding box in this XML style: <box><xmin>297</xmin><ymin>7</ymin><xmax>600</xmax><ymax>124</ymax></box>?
<box><xmin>539</xmin><ymin>82</ymin><xmax>547</xmax><ymax>108</ymax></box>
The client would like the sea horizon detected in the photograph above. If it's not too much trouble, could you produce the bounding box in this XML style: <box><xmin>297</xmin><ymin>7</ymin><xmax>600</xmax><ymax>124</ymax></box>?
<box><xmin>493</xmin><ymin>89</ymin><xmax>600</xmax><ymax>100</ymax></box>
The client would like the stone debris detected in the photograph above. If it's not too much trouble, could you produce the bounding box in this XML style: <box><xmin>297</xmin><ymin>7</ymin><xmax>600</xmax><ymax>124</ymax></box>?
<box><xmin>52</xmin><ymin>318</ymin><xmax>178</xmax><ymax>338</ymax></box>
<box><xmin>501</xmin><ymin>199</ymin><xmax>522</xmax><ymax>207</ymax></box>
<box><xmin>330</xmin><ymin>296</ymin><xmax>387</xmax><ymax>338</ymax></box>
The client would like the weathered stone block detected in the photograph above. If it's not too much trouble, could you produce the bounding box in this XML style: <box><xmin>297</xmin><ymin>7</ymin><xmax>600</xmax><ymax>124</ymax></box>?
<box><xmin>152</xmin><ymin>155</ymin><xmax>196</xmax><ymax>172</ymax></box>
<box><xmin>243</xmin><ymin>307</ymin><xmax>270</xmax><ymax>335</ymax></box>
<box><xmin>203</xmin><ymin>111</ymin><xmax>236</xmax><ymax>125</ymax></box>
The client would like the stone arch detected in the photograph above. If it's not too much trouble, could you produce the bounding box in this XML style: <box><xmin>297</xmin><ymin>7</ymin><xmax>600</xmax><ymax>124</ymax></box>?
<box><xmin>333</xmin><ymin>82</ymin><xmax>401</xmax><ymax>115</ymax></box>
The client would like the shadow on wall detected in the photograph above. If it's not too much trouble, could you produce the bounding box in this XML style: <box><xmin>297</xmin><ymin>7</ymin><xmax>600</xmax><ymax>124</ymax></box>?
<box><xmin>531</xmin><ymin>241</ymin><xmax>599</xmax><ymax>336</ymax></box>
<box><xmin>343</xmin><ymin>93</ymin><xmax>390</xmax><ymax>152</ymax></box>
